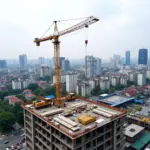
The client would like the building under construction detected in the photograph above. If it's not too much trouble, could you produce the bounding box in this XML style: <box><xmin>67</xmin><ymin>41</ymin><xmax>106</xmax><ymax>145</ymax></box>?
<box><xmin>22</xmin><ymin>98</ymin><xmax>126</xmax><ymax>150</ymax></box>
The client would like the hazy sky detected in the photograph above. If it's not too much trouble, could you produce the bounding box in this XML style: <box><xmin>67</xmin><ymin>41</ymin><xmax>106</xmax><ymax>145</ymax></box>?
<box><xmin>0</xmin><ymin>0</ymin><xmax>150</xmax><ymax>60</ymax></box>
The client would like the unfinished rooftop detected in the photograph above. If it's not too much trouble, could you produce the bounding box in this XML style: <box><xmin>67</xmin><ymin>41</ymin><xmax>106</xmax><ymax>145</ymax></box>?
<box><xmin>22</xmin><ymin>98</ymin><xmax>126</xmax><ymax>139</ymax></box>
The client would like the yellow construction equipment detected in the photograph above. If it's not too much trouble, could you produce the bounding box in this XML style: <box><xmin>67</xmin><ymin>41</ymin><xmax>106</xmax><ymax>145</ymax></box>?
<box><xmin>34</xmin><ymin>16</ymin><xmax>99</xmax><ymax>107</ymax></box>
<box><xmin>65</xmin><ymin>92</ymin><xmax>76</xmax><ymax>101</ymax></box>
<box><xmin>78</xmin><ymin>115</ymin><xmax>96</xmax><ymax>125</ymax></box>
<box><xmin>141</xmin><ymin>117</ymin><xmax>150</xmax><ymax>123</ymax></box>
<box><xmin>33</xmin><ymin>99</ymin><xmax>51</xmax><ymax>109</ymax></box>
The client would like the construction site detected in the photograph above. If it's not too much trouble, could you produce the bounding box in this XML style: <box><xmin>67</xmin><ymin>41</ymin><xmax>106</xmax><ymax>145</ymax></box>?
<box><xmin>22</xmin><ymin>98</ymin><xmax>126</xmax><ymax>150</ymax></box>
<box><xmin>127</xmin><ymin>105</ymin><xmax>150</xmax><ymax>131</ymax></box>
<box><xmin>22</xmin><ymin>16</ymin><xmax>126</xmax><ymax>150</ymax></box>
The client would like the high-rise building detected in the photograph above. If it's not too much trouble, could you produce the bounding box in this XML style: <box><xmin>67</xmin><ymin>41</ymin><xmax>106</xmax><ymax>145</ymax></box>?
<box><xmin>60</xmin><ymin>57</ymin><xmax>65</xmax><ymax>69</ymax></box>
<box><xmin>111</xmin><ymin>76</ymin><xmax>120</xmax><ymax>86</ymax></box>
<box><xmin>95</xmin><ymin>58</ymin><xmax>102</xmax><ymax>76</ymax></box>
<box><xmin>45</xmin><ymin>58</ymin><xmax>51</xmax><ymax>67</ymax></box>
<box><xmin>39</xmin><ymin>57</ymin><xmax>45</xmax><ymax>66</ymax></box>
<box><xmin>128</xmin><ymin>72</ymin><xmax>137</xmax><ymax>82</ymax></box>
<box><xmin>62</xmin><ymin>59</ymin><xmax>70</xmax><ymax>71</ymax></box>
<box><xmin>22</xmin><ymin>98</ymin><xmax>126</xmax><ymax>150</ymax></box>
<box><xmin>86</xmin><ymin>56</ymin><xmax>101</xmax><ymax>78</ymax></box>
<box><xmin>100</xmin><ymin>79</ymin><xmax>110</xmax><ymax>90</ymax></box>
<box><xmin>53</xmin><ymin>74</ymin><xmax>66</xmax><ymax>84</ymax></box>
<box><xmin>125</xmin><ymin>51</ymin><xmax>130</xmax><ymax>65</ymax></box>
<box><xmin>146</xmin><ymin>70</ymin><xmax>150</xmax><ymax>79</ymax></box>
<box><xmin>12</xmin><ymin>79</ymin><xmax>30</xmax><ymax>89</ymax></box>
<box><xmin>111</xmin><ymin>54</ymin><xmax>121</xmax><ymax>69</ymax></box>
<box><xmin>0</xmin><ymin>60</ymin><xmax>7</xmax><ymax>69</ymax></box>
<box><xmin>137</xmin><ymin>73</ymin><xmax>146</xmax><ymax>86</ymax></box>
<box><xmin>40</xmin><ymin>65</ymin><xmax>50</xmax><ymax>77</ymax></box>
<box><xmin>121</xmin><ymin>57</ymin><xmax>125</xmax><ymax>65</ymax></box>
<box><xmin>19</xmin><ymin>54</ymin><xmax>27</xmax><ymax>69</ymax></box>
<box><xmin>52</xmin><ymin>57</ymin><xmax>65</xmax><ymax>69</ymax></box>
<box><xmin>138</xmin><ymin>48</ymin><xmax>148</xmax><ymax>65</ymax></box>
<box><xmin>120</xmin><ymin>75</ymin><xmax>127</xmax><ymax>86</ymax></box>
<box><xmin>66</xmin><ymin>73</ymin><xmax>77</xmax><ymax>92</ymax></box>
<box><xmin>12</xmin><ymin>80</ymin><xmax>22</xmax><ymax>90</ymax></box>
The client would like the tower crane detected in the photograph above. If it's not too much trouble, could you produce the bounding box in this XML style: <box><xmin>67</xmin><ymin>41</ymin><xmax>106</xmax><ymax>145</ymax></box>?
<box><xmin>34</xmin><ymin>16</ymin><xmax>99</xmax><ymax>107</ymax></box>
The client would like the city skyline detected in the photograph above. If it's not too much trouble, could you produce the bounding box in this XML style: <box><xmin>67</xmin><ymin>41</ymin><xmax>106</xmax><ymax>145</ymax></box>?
<box><xmin>0</xmin><ymin>0</ymin><xmax>150</xmax><ymax>59</ymax></box>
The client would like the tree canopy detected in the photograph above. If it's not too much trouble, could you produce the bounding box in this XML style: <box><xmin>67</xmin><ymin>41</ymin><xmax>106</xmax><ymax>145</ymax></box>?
<box><xmin>0</xmin><ymin>101</ymin><xmax>24</xmax><ymax>132</ymax></box>
<box><xmin>0</xmin><ymin>111</ymin><xmax>15</xmax><ymax>131</ymax></box>
<box><xmin>28</xmin><ymin>83</ymin><xmax>39</xmax><ymax>91</ymax></box>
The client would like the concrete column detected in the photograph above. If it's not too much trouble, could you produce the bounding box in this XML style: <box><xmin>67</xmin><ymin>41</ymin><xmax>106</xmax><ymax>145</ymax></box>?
<box><xmin>50</xmin><ymin>126</ymin><xmax>52</xmax><ymax>150</ymax></box>
<box><xmin>113</xmin><ymin>121</ymin><xmax>116</xmax><ymax>150</ymax></box>
<box><xmin>23</xmin><ymin>110</ymin><xmax>27</xmax><ymax>149</ymax></box>
<box><xmin>31</xmin><ymin>114</ymin><xmax>35</xmax><ymax>150</ymax></box>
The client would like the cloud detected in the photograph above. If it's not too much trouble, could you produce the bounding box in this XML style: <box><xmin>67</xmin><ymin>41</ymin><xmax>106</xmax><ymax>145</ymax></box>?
<box><xmin>0</xmin><ymin>0</ymin><xmax>150</xmax><ymax>60</ymax></box>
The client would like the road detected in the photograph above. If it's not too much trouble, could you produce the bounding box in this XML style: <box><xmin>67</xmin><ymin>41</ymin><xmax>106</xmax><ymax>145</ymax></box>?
<box><xmin>0</xmin><ymin>134</ymin><xmax>24</xmax><ymax>149</ymax></box>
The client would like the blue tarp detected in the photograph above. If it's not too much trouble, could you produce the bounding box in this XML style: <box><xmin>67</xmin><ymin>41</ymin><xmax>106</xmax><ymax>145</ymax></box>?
<box><xmin>134</xmin><ymin>99</ymin><xmax>144</xmax><ymax>104</ymax></box>
<box><xmin>45</xmin><ymin>95</ymin><xmax>55</xmax><ymax>99</ymax></box>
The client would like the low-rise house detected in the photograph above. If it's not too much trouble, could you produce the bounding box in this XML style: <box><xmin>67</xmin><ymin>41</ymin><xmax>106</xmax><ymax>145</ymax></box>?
<box><xmin>7</xmin><ymin>96</ymin><xmax>23</xmax><ymax>105</ymax></box>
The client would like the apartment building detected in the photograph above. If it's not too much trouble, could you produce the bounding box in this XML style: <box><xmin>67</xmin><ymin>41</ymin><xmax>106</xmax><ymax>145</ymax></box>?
<box><xmin>22</xmin><ymin>98</ymin><xmax>126</xmax><ymax>150</ymax></box>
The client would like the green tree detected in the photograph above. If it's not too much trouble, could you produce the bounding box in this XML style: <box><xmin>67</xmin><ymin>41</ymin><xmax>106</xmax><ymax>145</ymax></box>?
<box><xmin>127</xmin><ymin>81</ymin><xmax>137</xmax><ymax>86</ymax></box>
<box><xmin>12</xmin><ymin>103</ymin><xmax>24</xmax><ymax>126</ymax></box>
<box><xmin>0</xmin><ymin>91</ymin><xmax>8</xmax><ymax>99</ymax></box>
<box><xmin>44</xmin><ymin>86</ymin><xmax>56</xmax><ymax>96</ymax></box>
<box><xmin>28</xmin><ymin>83</ymin><xmax>39</xmax><ymax>91</ymax></box>
<box><xmin>115</xmin><ymin>85</ymin><xmax>125</xmax><ymax>90</ymax></box>
<box><xmin>12</xmin><ymin>103</ymin><xmax>22</xmax><ymax>115</ymax></box>
<box><xmin>0</xmin><ymin>112</ymin><xmax>15</xmax><ymax>131</ymax></box>
<box><xmin>39</xmin><ymin>90</ymin><xmax>46</xmax><ymax>96</ymax></box>
<box><xmin>16</xmin><ymin>94</ymin><xmax>27</xmax><ymax>102</ymax></box>
<box><xmin>0</xmin><ymin>100</ymin><xmax>13</xmax><ymax>113</ymax></box>
<box><xmin>146</xmin><ymin>78</ymin><xmax>150</xmax><ymax>84</ymax></box>
<box><xmin>109</xmin><ymin>87</ymin><xmax>115</xmax><ymax>93</ymax></box>
<box><xmin>33</xmin><ymin>88</ymin><xmax>43</xmax><ymax>96</ymax></box>
<box><xmin>91</xmin><ymin>86</ymin><xmax>100</xmax><ymax>96</ymax></box>
<box><xmin>16</xmin><ymin>111</ymin><xmax>24</xmax><ymax>125</ymax></box>
<box><xmin>40</xmin><ymin>76</ymin><xmax>51</xmax><ymax>82</ymax></box>
<box><xmin>103</xmin><ymin>89</ymin><xmax>109</xmax><ymax>93</ymax></box>
<box><xmin>8</xmin><ymin>89</ymin><xmax>23</xmax><ymax>95</ymax></box>
<box><xmin>62</xmin><ymin>88</ymin><xmax>67</xmax><ymax>96</ymax></box>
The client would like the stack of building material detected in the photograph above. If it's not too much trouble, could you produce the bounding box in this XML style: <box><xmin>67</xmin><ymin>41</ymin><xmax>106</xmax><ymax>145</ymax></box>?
<box><xmin>53</xmin><ymin>115</ymin><xmax>80</xmax><ymax>131</ymax></box>
<box><xmin>69</xmin><ymin>102</ymin><xmax>87</xmax><ymax>110</ymax></box>
<box><xmin>78</xmin><ymin>115</ymin><xmax>96</xmax><ymax>125</ymax></box>
<box><xmin>93</xmin><ymin>109</ymin><xmax>112</xmax><ymax>118</ymax></box>
<box><xmin>93</xmin><ymin>106</ymin><xmax>120</xmax><ymax>118</ymax></box>
<box><xmin>41</xmin><ymin>108</ymin><xmax>63</xmax><ymax>117</ymax></box>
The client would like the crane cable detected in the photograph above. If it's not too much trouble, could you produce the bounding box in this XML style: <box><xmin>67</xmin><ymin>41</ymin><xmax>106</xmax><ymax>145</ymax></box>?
<box><xmin>57</xmin><ymin>17</ymin><xmax>90</xmax><ymax>22</ymax></box>
<box><xmin>40</xmin><ymin>22</ymin><xmax>54</xmax><ymax>38</ymax></box>
<box><xmin>85</xmin><ymin>26</ymin><xmax>88</xmax><ymax>79</ymax></box>
<box><xmin>40</xmin><ymin>17</ymin><xmax>90</xmax><ymax>38</ymax></box>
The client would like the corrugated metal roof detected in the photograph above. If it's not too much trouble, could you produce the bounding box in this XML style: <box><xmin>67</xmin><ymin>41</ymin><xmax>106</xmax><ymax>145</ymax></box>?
<box><xmin>130</xmin><ymin>133</ymin><xmax>150</xmax><ymax>150</ymax></box>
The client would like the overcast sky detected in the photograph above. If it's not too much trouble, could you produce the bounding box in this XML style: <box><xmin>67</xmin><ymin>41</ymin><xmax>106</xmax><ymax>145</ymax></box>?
<box><xmin>0</xmin><ymin>0</ymin><xmax>150</xmax><ymax>60</ymax></box>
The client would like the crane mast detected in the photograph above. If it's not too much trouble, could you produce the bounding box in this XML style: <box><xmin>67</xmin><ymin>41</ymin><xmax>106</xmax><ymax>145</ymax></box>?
<box><xmin>34</xmin><ymin>16</ymin><xmax>99</xmax><ymax>107</ymax></box>
<box><xmin>53</xmin><ymin>21</ymin><xmax>62</xmax><ymax>106</ymax></box>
